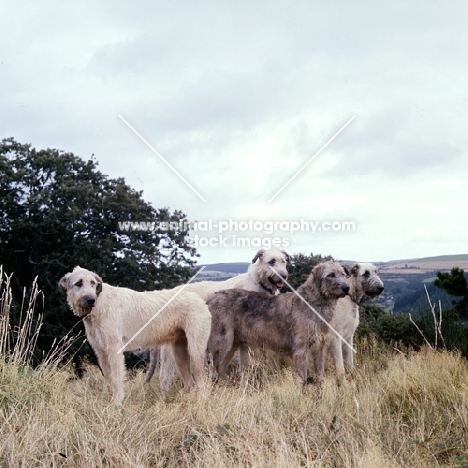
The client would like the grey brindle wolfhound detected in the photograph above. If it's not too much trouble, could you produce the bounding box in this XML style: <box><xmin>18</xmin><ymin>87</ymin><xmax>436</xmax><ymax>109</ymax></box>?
<box><xmin>206</xmin><ymin>261</ymin><xmax>350</xmax><ymax>387</ymax></box>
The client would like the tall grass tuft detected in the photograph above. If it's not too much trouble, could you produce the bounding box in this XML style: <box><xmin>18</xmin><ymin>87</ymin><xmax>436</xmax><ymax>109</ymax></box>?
<box><xmin>0</xmin><ymin>266</ymin><xmax>77</xmax><ymax>369</ymax></box>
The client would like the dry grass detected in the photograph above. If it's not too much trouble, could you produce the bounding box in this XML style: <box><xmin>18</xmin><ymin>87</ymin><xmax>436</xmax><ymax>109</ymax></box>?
<box><xmin>1</xmin><ymin>343</ymin><xmax>468</xmax><ymax>467</ymax></box>
<box><xmin>1</xmin><ymin>272</ymin><xmax>468</xmax><ymax>467</ymax></box>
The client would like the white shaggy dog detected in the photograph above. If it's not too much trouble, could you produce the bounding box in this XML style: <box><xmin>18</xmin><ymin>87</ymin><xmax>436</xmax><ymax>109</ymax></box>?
<box><xmin>176</xmin><ymin>247</ymin><xmax>291</xmax><ymax>300</ymax></box>
<box><xmin>155</xmin><ymin>248</ymin><xmax>290</xmax><ymax>388</ymax></box>
<box><xmin>59</xmin><ymin>266</ymin><xmax>211</xmax><ymax>404</ymax></box>
<box><xmin>327</xmin><ymin>262</ymin><xmax>384</xmax><ymax>380</ymax></box>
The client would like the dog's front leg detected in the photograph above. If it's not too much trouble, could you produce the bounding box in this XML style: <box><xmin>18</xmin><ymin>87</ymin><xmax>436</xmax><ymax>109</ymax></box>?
<box><xmin>97</xmin><ymin>345</ymin><xmax>126</xmax><ymax>405</ymax></box>
<box><xmin>342</xmin><ymin>334</ymin><xmax>355</xmax><ymax>369</ymax></box>
<box><xmin>329</xmin><ymin>335</ymin><xmax>345</xmax><ymax>384</ymax></box>
<box><xmin>312</xmin><ymin>344</ymin><xmax>327</xmax><ymax>385</ymax></box>
<box><xmin>292</xmin><ymin>349</ymin><xmax>308</xmax><ymax>387</ymax></box>
<box><xmin>238</xmin><ymin>345</ymin><xmax>250</xmax><ymax>386</ymax></box>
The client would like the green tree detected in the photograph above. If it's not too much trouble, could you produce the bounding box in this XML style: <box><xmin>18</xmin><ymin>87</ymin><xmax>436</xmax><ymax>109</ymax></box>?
<box><xmin>433</xmin><ymin>267</ymin><xmax>468</xmax><ymax>318</ymax></box>
<box><xmin>0</xmin><ymin>137</ymin><xmax>198</xmax><ymax>362</ymax></box>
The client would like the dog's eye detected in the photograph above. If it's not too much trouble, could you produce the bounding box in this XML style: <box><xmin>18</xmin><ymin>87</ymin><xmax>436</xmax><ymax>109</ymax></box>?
<box><xmin>363</xmin><ymin>271</ymin><xmax>370</xmax><ymax>277</ymax></box>
<box><xmin>328</xmin><ymin>273</ymin><xmax>336</xmax><ymax>278</ymax></box>
<box><xmin>268</xmin><ymin>260</ymin><xmax>276</xmax><ymax>266</ymax></box>
<box><xmin>74</xmin><ymin>280</ymin><xmax>83</xmax><ymax>287</ymax></box>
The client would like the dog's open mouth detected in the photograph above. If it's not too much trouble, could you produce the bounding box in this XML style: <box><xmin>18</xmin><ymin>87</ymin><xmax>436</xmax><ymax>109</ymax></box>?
<box><xmin>79</xmin><ymin>304</ymin><xmax>95</xmax><ymax>317</ymax></box>
<box><xmin>269</xmin><ymin>277</ymin><xmax>285</xmax><ymax>289</ymax></box>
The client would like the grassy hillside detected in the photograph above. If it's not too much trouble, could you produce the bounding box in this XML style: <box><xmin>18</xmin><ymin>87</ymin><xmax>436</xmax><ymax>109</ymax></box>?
<box><xmin>2</xmin><ymin>265</ymin><xmax>468</xmax><ymax>467</ymax></box>
<box><xmin>1</xmin><ymin>344</ymin><xmax>468</xmax><ymax>467</ymax></box>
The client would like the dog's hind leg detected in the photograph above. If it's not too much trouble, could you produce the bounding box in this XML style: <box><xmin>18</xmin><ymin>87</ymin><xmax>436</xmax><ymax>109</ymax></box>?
<box><xmin>212</xmin><ymin>331</ymin><xmax>236</xmax><ymax>381</ymax></box>
<box><xmin>217</xmin><ymin>346</ymin><xmax>238</xmax><ymax>381</ymax></box>
<box><xmin>186</xmin><ymin>337</ymin><xmax>207</xmax><ymax>390</ymax></box>
<box><xmin>159</xmin><ymin>345</ymin><xmax>176</xmax><ymax>390</ymax></box>
<box><xmin>172</xmin><ymin>335</ymin><xmax>195</xmax><ymax>388</ymax></box>
<box><xmin>145</xmin><ymin>347</ymin><xmax>159</xmax><ymax>383</ymax></box>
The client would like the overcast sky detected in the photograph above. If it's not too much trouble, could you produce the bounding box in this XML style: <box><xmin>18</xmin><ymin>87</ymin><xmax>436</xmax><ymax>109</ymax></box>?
<box><xmin>2</xmin><ymin>1</ymin><xmax>467</xmax><ymax>265</ymax></box>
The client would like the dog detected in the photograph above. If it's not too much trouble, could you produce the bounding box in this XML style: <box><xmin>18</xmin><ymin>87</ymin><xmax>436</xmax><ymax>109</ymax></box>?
<box><xmin>59</xmin><ymin>266</ymin><xmax>211</xmax><ymax>404</ymax></box>
<box><xmin>327</xmin><ymin>262</ymin><xmax>384</xmax><ymax>379</ymax></box>
<box><xmin>176</xmin><ymin>247</ymin><xmax>291</xmax><ymax>300</ymax></box>
<box><xmin>155</xmin><ymin>248</ymin><xmax>291</xmax><ymax>389</ymax></box>
<box><xmin>206</xmin><ymin>261</ymin><xmax>350</xmax><ymax>387</ymax></box>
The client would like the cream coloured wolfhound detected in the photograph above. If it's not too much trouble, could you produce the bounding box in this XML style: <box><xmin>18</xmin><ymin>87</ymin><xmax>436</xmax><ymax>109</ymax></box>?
<box><xmin>155</xmin><ymin>248</ymin><xmax>291</xmax><ymax>388</ymax></box>
<box><xmin>207</xmin><ymin>261</ymin><xmax>350</xmax><ymax>387</ymax></box>
<box><xmin>327</xmin><ymin>262</ymin><xmax>384</xmax><ymax>380</ymax></box>
<box><xmin>176</xmin><ymin>247</ymin><xmax>290</xmax><ymax>301</ymax></box>
<box><xmin>59</xmin><ymin>266</ymin><xmax>211</xmax><ymax>404</ymax></box>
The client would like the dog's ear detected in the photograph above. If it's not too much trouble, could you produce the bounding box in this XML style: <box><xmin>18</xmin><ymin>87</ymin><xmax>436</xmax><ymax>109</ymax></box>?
<box><xmin>342</xmin><ymin>264</ymin><xmax>350</xmax><ymax>277</ymax></box>
<box><xmin>350</xmin><ymin>264</ymin><xmax>359</xmax><ymax>276</ymax></box>
<box><xmin>252</xmin><ymin>249</ymin><xmax>265</xmax><ymax>264</ymax></box>
<box><xmin>58</xmin><ymin>274</ymin><xmax>70</xmax><ymax>296</ymax></box>
<box><xmin>281</xmin><ymin>250</ymin><xmax>292</xmax><ymax>264</ymax></box>
<box><xmin>311</xmin><ymin>262</ymin><xmax>325</xmax><ymax>286</ymax></box>
<box><xmin>93</xmin><ymin>273</ymin><xmax>103</xmax><ymax>295</ymax></box>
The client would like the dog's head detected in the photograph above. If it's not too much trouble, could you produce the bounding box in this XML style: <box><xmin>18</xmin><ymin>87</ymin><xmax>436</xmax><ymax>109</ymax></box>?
<box><xmin>251</xmin><ymin>248</ymin><xmax>291</xmax><ymax>293</ymax></box>
<box><xmin>309</xmin><ymin>260</ymin><xmax>350</xmax><ymax>299</ymax></box>
<box><xmin>349</xmin><ymin>263</ymin><xmax>384</xmax><ymax>298</ymax></box>
<box><xmin>59</xmin><ymin>266</ymin><xmax>103</xmax><ymax>317</ymax></box>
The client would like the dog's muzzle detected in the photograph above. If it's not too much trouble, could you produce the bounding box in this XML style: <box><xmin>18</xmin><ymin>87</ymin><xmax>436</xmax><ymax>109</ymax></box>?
<box><xmin>366</xmin><ymin>285</ymin><xmax>384</xmax><ymax>298</ymax></box>
<box><xmin>79</xmin><ymin>296</ymin><xmax>96</xmax><ymax>317</ymax></box>
<box><xmin>269</xmin><ymin>271</ymin><xmax>288</xmax><ymax>289</ymax></box>
<box><xmin>340</xmin><ymin>284</ymin><xmax>350</xmax><ymax>297</ymax></box>
<box><xmin>82</xmin><ymin>296</ymin><xmax>96</xmax><ymax>307</ymax></box>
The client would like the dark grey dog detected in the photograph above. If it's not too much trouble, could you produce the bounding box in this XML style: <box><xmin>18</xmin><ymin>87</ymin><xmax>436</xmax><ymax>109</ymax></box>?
<box><xmin>206</xmin><ymin>261</ymin><xmax>350</xmax><ymax>387</ymax></box>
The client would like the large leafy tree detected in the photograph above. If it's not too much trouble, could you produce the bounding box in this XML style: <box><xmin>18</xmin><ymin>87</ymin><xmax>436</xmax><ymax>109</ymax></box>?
<box><xmin>0</xmin><ymin>137</ymin><xmax>198</xmax><ymax>360</ymax></box>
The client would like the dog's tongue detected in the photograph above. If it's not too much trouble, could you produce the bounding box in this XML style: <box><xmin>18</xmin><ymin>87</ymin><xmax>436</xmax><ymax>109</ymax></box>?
<box><xmin>277</xmin><ymin>281</ymin><xmax>284</xmax><ymax>289</ymax></box>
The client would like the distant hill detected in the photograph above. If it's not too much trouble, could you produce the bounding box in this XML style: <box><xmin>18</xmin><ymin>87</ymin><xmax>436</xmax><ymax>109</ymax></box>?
<box><xmin>380</xmin><ymin>254</ymin><xmax>468</xmax><ymax>274</ymax></box>
<box><xmin>193</xmin><ymin>262</ymin><xmax>249</xmax><ymax>282</ymax></box>
<box><xmin>197</xmin><ymin>262</ymin><xmax>249</xmax><ymax>274</ymax></box>
<box><xmin>195</xmin><ymin>254</ymin><xmax>468</xmax><ymax>312</ymax></box>
<box><xmin>197</xmin><ymin>254</ymin><xmax>468</xmax><ymax>278</ymax></box>
<box><xmin>369</xmin><ymin>254</ymin><xmax>468</xmax><ymax>313</ymax></box>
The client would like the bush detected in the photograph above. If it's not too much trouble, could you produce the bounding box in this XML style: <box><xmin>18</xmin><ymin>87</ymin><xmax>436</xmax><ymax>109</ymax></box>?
<box><xmin>357</xmin><ymin>302</ymin><xmax>468</xmax><ymax>359</ymax></box>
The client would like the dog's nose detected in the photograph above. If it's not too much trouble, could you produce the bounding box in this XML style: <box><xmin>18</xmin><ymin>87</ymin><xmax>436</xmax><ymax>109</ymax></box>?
<box><xmin>377</xmin><ymin>286</ymin><xmax>385</xmax><ymax>293</ymax></box>
<box><xmin>342</xmin><ymin>285</ymin><xmax>350</xmax><ymax>294</ymax></box>
<box><xmin>85</xmin><ymin>297</ymin><xmax>96</xmax><ymax>307</ymax></box>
